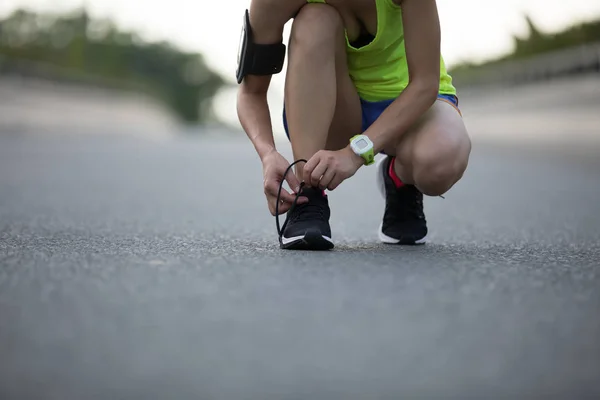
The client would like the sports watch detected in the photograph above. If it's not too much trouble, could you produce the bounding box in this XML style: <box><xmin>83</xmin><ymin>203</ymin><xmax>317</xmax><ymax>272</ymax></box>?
<box><xmin>349</xmin><ymin>134</ymin><xmax>375</xmax><ymax>166</ymax></box>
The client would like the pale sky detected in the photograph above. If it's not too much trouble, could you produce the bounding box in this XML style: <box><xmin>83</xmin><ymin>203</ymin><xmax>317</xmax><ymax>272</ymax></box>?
<box><xmin>2</xmin><ymin>0</ymin><xmax>600</xmax><ymax>130</ymax></box>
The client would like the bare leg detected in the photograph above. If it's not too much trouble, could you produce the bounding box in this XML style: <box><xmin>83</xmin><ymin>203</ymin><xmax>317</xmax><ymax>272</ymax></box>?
<box><xmin>284</xmin><ymin>4</ymin><xmax>362</xmax><ymax>182</ymax></box>
<box><xmin>384</xmin><ymin>100</ymin><xmax>472</xmax><ymax>196</ymax></box>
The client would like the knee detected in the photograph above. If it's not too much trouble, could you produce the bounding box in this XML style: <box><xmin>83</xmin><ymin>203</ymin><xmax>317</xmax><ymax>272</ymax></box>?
<box><xmin>290</xmin><ymin>4</ymin><xmax>343</xmax><ymax>52</ymax></box>
<box><xmin>411</xmin><ymin>135</ymin><xmax>471</xmax><ymax>196</ymax></box>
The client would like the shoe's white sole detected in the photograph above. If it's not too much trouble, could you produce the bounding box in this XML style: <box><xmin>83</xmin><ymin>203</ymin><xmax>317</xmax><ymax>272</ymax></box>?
<box><xmin>281</xmin><ymin>234</ymin><xmax>333</xmax><ymax>245</ymax></box>
<box><xmin>376</xmin><ymin>155</ymin><xmax>428</xmax><ymax>245</ymax></box>
<box><xmin>280</xmin><ymin>228</ymin><xmax>334</xmax><ymax>250</ymax></box>
<box><xmin>378</xmin><ymin>223</ymin><xmax>428</xmax><ymax>245</ymax></box>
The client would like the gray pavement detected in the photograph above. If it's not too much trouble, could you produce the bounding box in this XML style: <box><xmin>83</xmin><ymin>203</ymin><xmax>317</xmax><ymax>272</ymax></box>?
<box><xmin>1</xmin><ymin>77</ymin><xmax>600</xmax><ymax>398</ymax></box>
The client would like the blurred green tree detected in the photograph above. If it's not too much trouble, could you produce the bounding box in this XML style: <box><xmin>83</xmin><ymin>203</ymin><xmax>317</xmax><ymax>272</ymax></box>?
<box><xmin>0</xmin><ymin>8</ymin><xmax>226</xmax><ymax>124</ymax></box>
<box><xmin>449</xmin><ymin>14</ymin><xmax>600</xmax><ymax>75</ymax></box>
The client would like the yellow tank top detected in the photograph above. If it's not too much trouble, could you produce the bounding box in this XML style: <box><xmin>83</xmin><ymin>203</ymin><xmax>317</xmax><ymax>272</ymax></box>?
<box><xmin>306</xmin><ymin>0</ymin><xmax>456</xmax><ymax>101</ymax></box>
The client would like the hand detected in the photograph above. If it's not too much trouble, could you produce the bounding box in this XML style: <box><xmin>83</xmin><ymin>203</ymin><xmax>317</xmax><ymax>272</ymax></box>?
<box><xmin>303</xmin><ymin>146</ymin><xmax>364</xmax><ymax>191</ymax></box>
<box><xmin>262</xmin><ymin>150</ymin><xmax>308</xmax><ymax>216</ymax></box>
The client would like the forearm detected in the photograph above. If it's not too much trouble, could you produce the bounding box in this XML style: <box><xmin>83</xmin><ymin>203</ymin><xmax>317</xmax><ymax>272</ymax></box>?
<box><xmin>237</xmin><ymin>90</ymin><xmax>277</xmax><ymax>161</ymax></box>
<box><xmin>235</xmin><ymin>0</ymin><xmax>300</xmax><ymax>162</ymax></box>
<box><xmin>363</xmin><ymin>80</ymin><xmax>438</xmax><ymax>154</ymax></box>
<box><xmin>362</xmin><ymin>0</ymin><xmax>442</xmax><ymax>154</ymax></box>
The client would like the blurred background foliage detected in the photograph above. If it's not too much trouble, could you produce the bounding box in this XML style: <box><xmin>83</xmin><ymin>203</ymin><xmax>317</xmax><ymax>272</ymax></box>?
<box><xmin>1</xmin><ymin>8</ymin><xmax>598</xmax><ymax>124</ymax></box>
<box><xmin>0</xmin><ymin>8</ymin><xmax>226</xmax><ymax>123</ymax></box>
<box><xmin>449</xmin><ymin>15</ymin><xmax>600</xmax><ymax>75</ymax></box>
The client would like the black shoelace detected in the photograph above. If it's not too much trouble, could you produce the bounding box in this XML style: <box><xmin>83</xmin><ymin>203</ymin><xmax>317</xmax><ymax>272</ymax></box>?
<box><xmin>275</xmin><ymin>159</ymin><xmax>307</xmax><ymax>246</ymax></box>
<box><xmin>386</xmin><ymin>185</ymin><xmax>425</xmax><ymax>221</ymax></box>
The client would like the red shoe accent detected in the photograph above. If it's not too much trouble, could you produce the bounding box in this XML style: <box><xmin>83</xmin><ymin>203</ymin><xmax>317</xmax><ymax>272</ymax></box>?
<box><xmin>388</xmin><ymin>157</ymin><xmax>404</xmax><ymax>189</ymax></box>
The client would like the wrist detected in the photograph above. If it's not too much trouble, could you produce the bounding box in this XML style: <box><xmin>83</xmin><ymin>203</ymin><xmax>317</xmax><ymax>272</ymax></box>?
<box><xmin>348</xmin><ymin>134</ymin><xmax>376</xmax><ymax>167</ymax></box>
<box><xmin>346</xmin><ymin>145</ymin><xmax>365</xmax><ymax>169</ymax></box>
<box><xmin>258</xmin><ymin>145</ymin><xmax>277</xmax><ymax>163</ymax></box>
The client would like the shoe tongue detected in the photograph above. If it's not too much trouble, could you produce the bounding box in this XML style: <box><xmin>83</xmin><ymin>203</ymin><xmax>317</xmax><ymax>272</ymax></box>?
<box><xmin>291</xmin><ymin>186</ymin><xmax>326</xmax><ymax>220</ymax></box>
<box><xmin>301</xmin><ymin>186</ymin><xmax>326</xmax><ymax>199</ymax></box>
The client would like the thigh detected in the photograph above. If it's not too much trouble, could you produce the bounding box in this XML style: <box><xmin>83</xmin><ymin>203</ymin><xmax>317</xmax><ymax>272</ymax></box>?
<box><xmin>324</xmin><ymin>52</ymin><xmax>363</xmax><ymax>151</ymax></box>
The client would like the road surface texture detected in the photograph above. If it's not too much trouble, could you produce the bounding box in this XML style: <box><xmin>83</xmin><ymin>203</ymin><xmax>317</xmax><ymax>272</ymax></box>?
<box><xmin>1</xmin><ymin>75</ymin><xmax>600</xmax><ymax>399</ymax></box>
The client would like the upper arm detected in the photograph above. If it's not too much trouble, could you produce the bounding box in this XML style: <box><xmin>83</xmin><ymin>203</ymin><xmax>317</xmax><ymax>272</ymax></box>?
<box><xmin>249</xmin><ymin>0</ymin><xmax>299</xmax><ymax>43</ymax></box>
<box><xmin>241</xmin><ymin>0</ymin><xmax>302</xmax><ymax>94</ymax></box>
<box><xmin>400</xmin><ymin>0</ymin><xmax>441</xmax><ymax>89</ymax></box>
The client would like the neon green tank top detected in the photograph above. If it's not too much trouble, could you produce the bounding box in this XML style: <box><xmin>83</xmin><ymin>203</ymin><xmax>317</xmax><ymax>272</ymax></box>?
<box><xmin>306</xmin><ymin>0</ymin><xmax>456</xmax><ymax>102</ymax></box>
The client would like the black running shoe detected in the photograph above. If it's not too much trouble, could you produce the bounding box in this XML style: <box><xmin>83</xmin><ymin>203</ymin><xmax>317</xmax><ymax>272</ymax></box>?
<box><xmin>279</xmin><ymin>186</ymin><xmax>334</xmax><ymax>250</ymax></box>
<box><xmin>376</xmin><ymin>155</ymin><xmax>428</xmax><ymax>245</ymax></box>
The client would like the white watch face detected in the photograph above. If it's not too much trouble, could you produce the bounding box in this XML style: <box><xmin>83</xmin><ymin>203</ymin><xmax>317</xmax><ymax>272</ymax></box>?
<box><xmin>352</xmin><ymin>135</ymin><xmax>372</xmax><ymax>155</ymax></box>
<box><xmin>355</xmin><ymin>138</ymin><xmax>369</xmax><ymax>150</ymax></box>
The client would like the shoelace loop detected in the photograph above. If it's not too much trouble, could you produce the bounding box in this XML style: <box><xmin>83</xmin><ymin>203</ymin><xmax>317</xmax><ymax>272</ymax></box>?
<box><xmin>386</xmin><ymin>185</ymin><xmax>424</xmax><ymax>221</ymax></box>
<box><xmin>275</xmin><ymin>159</ymin><xmax>307</xmax><ymax>245</ymax></box>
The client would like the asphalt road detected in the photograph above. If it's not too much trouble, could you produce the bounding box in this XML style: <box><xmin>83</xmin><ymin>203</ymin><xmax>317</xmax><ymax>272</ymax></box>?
<box><xmin>1</xmin><ymin>85</ymin><xmax>600</xmax><ymax>398</ymax></box>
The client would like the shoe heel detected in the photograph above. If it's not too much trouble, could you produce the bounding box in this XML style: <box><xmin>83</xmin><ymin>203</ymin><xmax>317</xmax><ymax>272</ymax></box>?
<box><xmin>376</xmin><ymin>156</ymin><xmax>388</xmax><ymax>199</ymax></box>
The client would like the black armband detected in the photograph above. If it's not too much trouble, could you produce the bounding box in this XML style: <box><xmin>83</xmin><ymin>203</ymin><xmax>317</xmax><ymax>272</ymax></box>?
<box><xmin>236</xmin><ymin>9</ymin><xmax>286</xmax><ymax>84</ymax></box>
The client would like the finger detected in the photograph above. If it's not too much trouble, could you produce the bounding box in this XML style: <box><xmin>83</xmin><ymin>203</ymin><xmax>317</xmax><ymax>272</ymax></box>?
<box><xmin>328</xmin><ymin>174</ymin><xmax>344</xmax><ymax>191</ymax></box>
<box><xmin>303</xmin><ymin>153</ymin><xmax>321</xmax><ymax>185</ymax></box>
<box><xmin>295</xmin><ymin>196</ymin><xmax>309</xmax><ymax>205</ymax></box>
<box><xmin>267</xmin><ymin>198</ymin><xmax>277</xmax><ymax>216</ymax></box>
<box><xmin>269</xmin><ymin>195</ymin><xmax>307</xmax><ymax>216</ymax></box>
<box><xmin>319</xmin><ymin>168</ymin><xmax>336</xmax><ymax>190</ymax></box>
<box><xmin>267</xmin><ymin>181</ymin><xmax>309</xmax><ymax>207</ymax></box>
<box><xmin>311</xmin><ymin>161</ymin><xmax>329</xmax><ymax>188</ymax></box>
<box><xmin>284</xmin><ymin>169</ymin><xmax>302</xmax><ymax>194</ymax></box>
<box><xmin>265</xmin><ymin>180</ymin><xmax>297</xmax><ymax>204</ymax></box>
<box><xmin>268</xmin><ymin>202</ymin><xmax>276</xmax><ymax>216</ymax></box>
<box><xmin>272</xmin><ymin>201</ymin><xmax>292</xmax><ymax>215</ymax></box>
<box><xmin>268</xmin><ymin>193</ymin><xmax>291</xmax><ymax>215</ymax></box>
<box><xmin>279</xmin><ymin>194</ymin><xmax>309</xmax><ymax>206</ymax></box>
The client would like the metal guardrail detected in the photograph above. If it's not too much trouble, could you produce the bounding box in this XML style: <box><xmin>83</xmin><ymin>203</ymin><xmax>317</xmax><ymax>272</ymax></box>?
<box><xmin>450</xmin><ymin>42</ymin><xmax>600</xmax><ymax>88</ymax></box>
